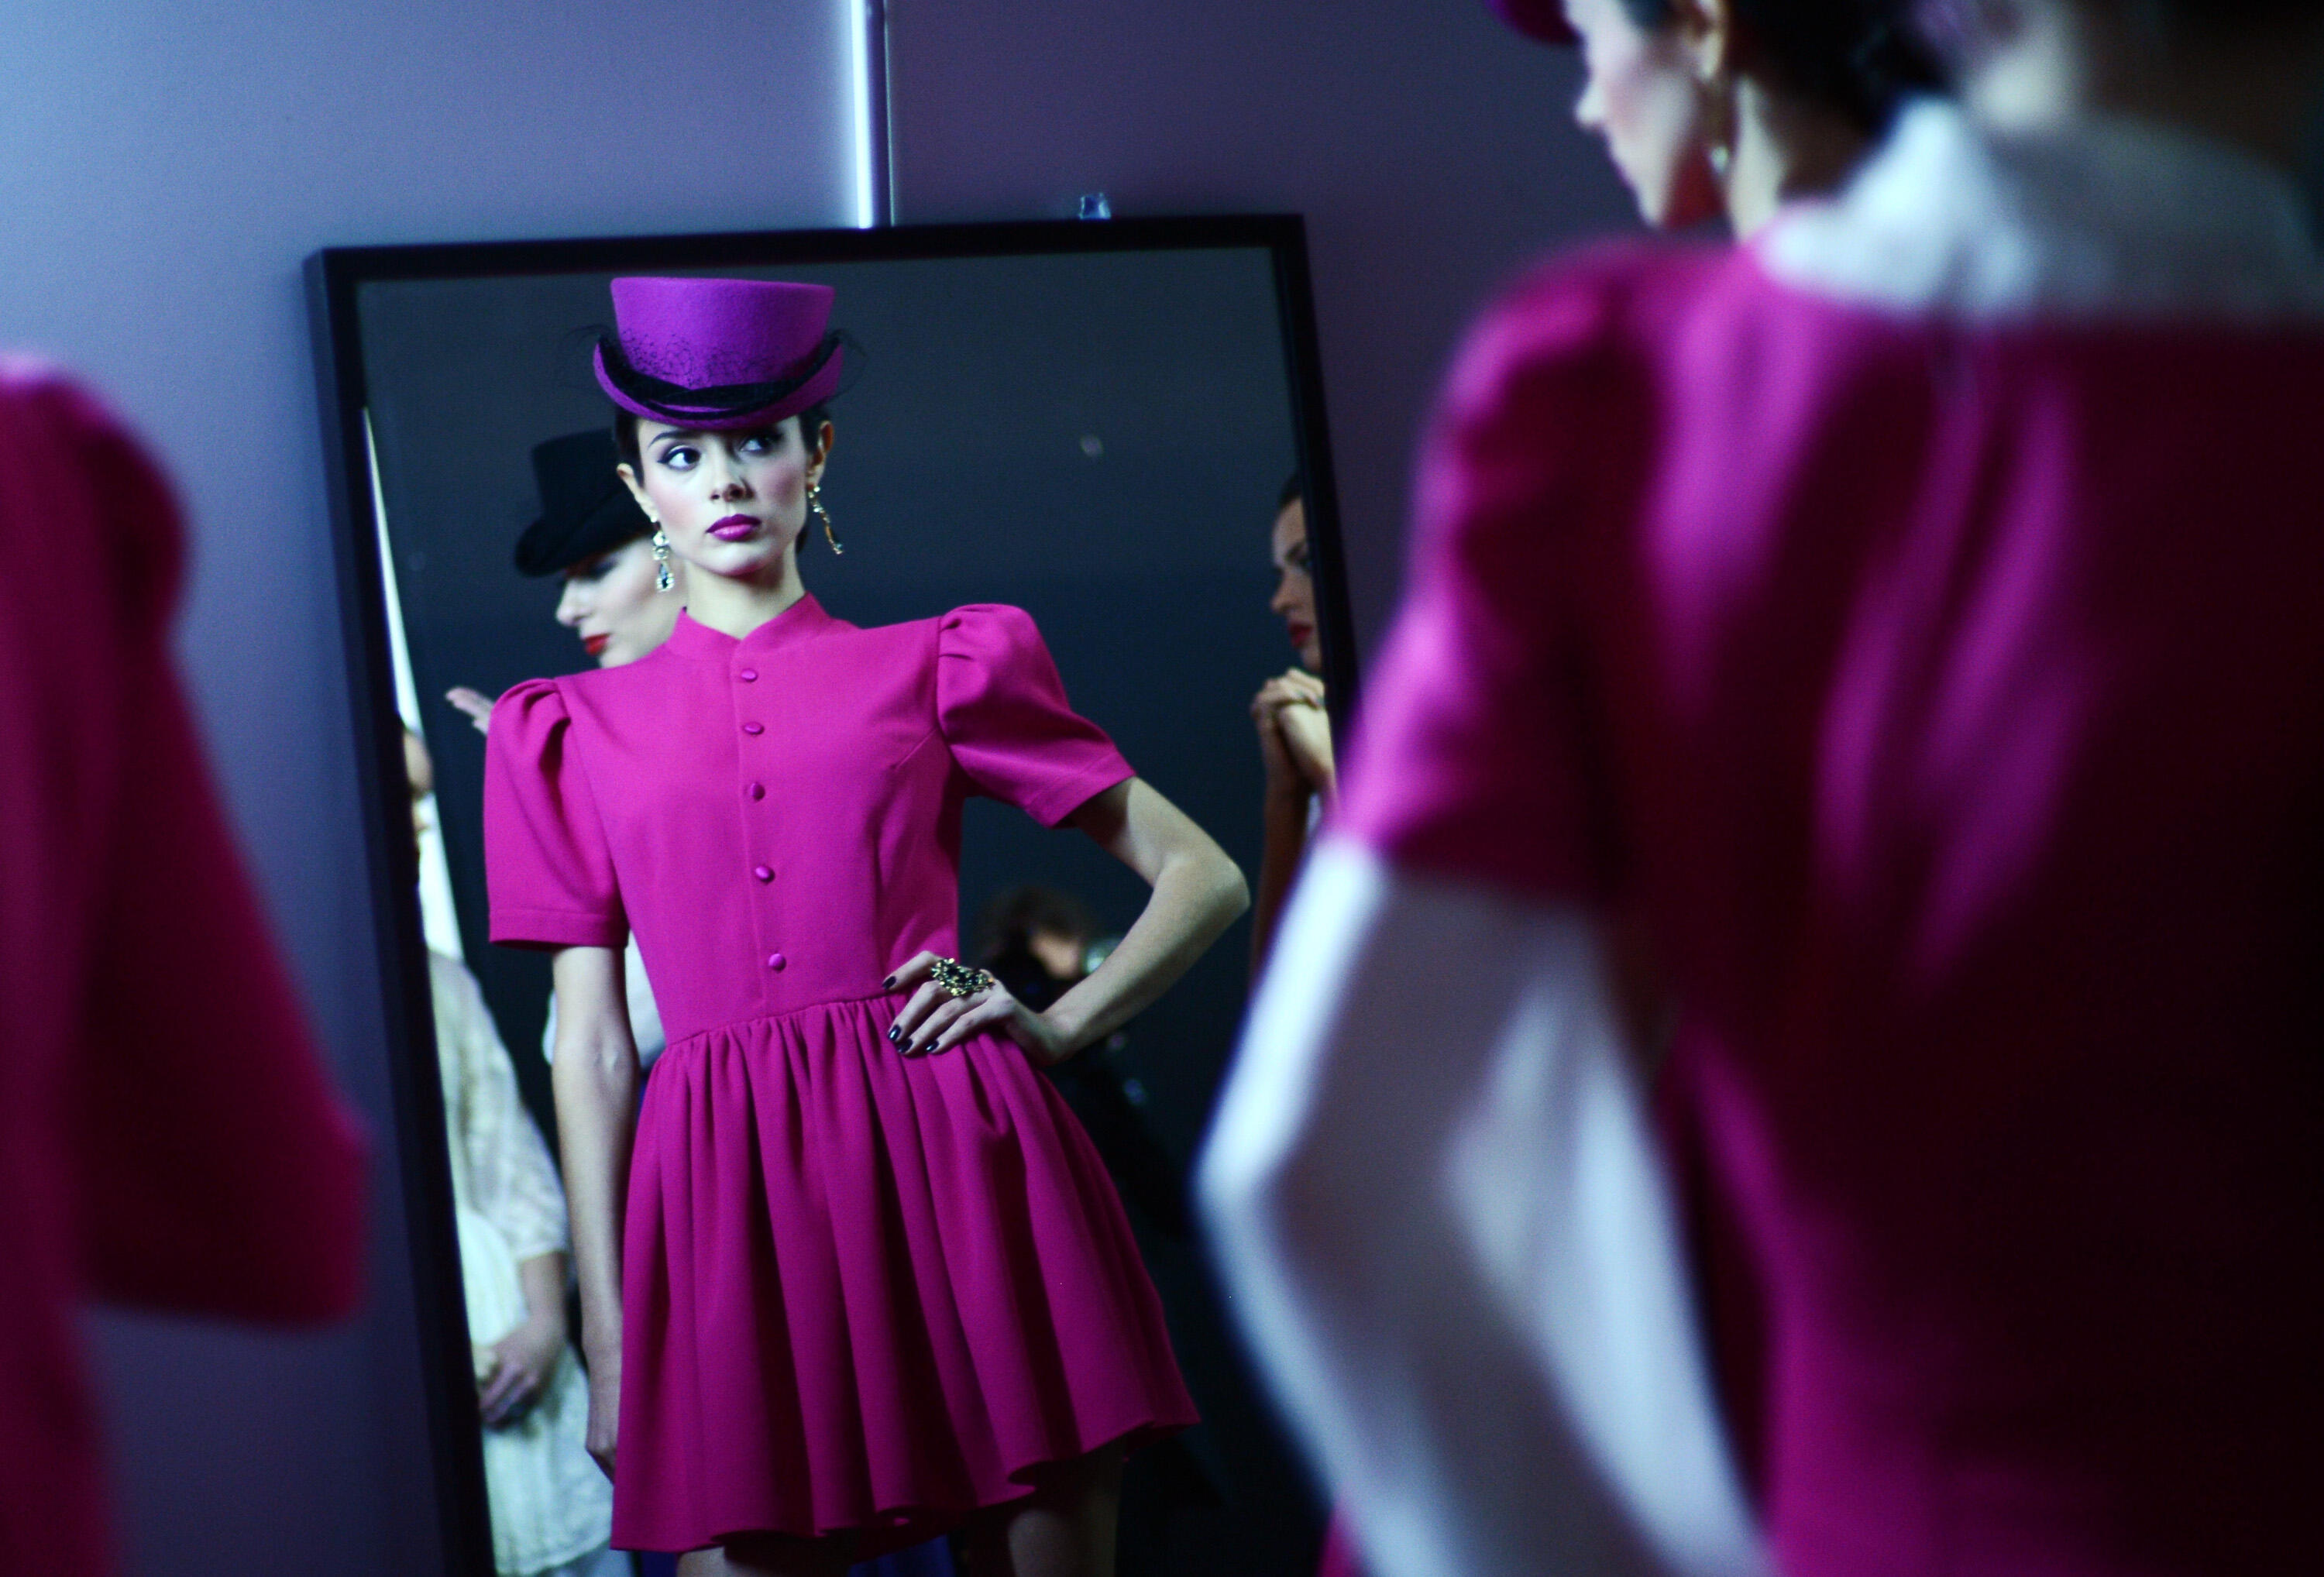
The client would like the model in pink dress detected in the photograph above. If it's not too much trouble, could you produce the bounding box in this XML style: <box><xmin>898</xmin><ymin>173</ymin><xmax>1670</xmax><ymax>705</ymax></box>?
<box><xmin>487</xmin><ymin>279</ymin><xmax>1246</xmax><ymax>1575</ymax></box>
<box><xmin>1205</xmin><ymin>5</ymin><xmax>2324</xmax><ymax>1576</ymax></box>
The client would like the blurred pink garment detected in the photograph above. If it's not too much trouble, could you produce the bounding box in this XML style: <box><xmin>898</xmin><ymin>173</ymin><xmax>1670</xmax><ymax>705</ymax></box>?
<box><xmin>1316</xmin><ymin>1515</ymin><xmax>1367</xmax><ymax>1577</ymax></box>
<box><xmin>485</xmin><ymin>596</ymin><xmax>1193</xmax><ymax>1556</ymax></box>
<box><xmin>1341</xmin><ymin>103</ymin><xmax>2324</xmax><ymax>1575</ymax></box>
<box><xmin>0</xmin><ymin>364</ymin><xmax>368</xmax><ymax>1572</ymax></box>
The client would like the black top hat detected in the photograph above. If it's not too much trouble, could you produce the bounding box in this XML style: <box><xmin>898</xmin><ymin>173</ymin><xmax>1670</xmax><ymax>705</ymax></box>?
<box><xmin>512</xmin><ymin>430</ymin><xmax>653</xmax><ymax>577</ymax></box>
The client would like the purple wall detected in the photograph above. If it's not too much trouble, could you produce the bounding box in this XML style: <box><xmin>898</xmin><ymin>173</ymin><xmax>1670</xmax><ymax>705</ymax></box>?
<box><xmin>2</xmin><ymin>1</ymin><xmax>1631</xmax><ymax>1569</ymax></box>
<box><xmin>2</xmin><ymin>4</ymin><xmax>851</xmax><ymax>1572</ymax></box>
<box><xmin>889</xmin><ymin>0</ymin><xmax>1634</xmax><ymax>644</ymax></box>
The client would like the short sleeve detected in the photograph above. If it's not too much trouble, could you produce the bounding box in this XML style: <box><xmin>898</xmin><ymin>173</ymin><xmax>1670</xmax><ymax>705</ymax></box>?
<box><xmin>937</xmin><ymin>604</ymin><xmax>1134</xmax><ymax>827</ymax></box>
<box><xmin>485</xmin><ymin>679</ymin><xmax>627</xmax><ymax>949</ymax></box>
<box><xmin>1338</xmin><ymin>261</ymin><xmax>1641</xmax><ymax>905</ymax></box>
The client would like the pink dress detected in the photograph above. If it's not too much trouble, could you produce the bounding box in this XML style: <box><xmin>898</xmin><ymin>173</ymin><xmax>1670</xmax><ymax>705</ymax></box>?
<box><xmin>1339</xmin><ymin>105</ymin><xmax>2324</xmax><ymax>1576</ymax></box>
<box><xmin>0</xmin><ymin>364</ymin><xmax>367</xmax><ymax>1572</ymax></box>
<box><xmin>486</xmin><ymin>594</ymin><xmax>1195</xmax><ymax>1555</ymax></box>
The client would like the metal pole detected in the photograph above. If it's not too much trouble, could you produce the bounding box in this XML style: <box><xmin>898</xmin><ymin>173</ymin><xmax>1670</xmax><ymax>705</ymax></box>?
<box><xmin>856</xmin><ymin>0</ymin><xmax>894</xmax><ymax>227</ymax></box>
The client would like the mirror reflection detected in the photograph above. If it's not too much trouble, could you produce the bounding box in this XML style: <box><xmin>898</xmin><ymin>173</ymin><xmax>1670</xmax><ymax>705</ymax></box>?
<box><xmin>342</xmin><ymin>232</ymin><xmax>1338</xmax><ymax>1577</ymax></box>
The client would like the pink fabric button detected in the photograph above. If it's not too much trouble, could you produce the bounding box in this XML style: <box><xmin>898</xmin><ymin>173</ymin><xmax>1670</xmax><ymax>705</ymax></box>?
<box><xmin>740</xmin><ymin>668</ymin><xmax>758</xmax><ymax>682</ymax></box>
<box><xmin>747</xmin><ymin>782</ymin><xmax>765</xmax><ymax>801</ymax></box>
<box><xmin>767</xmin><ymin>953</ymin><xmax>786</xmax><ymax>971</ymax></box>
<box><xmin>742</xmin><ymin>721</ymin><xmax>764</xmax><ymax>735</ymax></box>
<box><xmin>753</xmin><ymin>864</ymin><xmax>773</xmax><ymax>882</ymax></box>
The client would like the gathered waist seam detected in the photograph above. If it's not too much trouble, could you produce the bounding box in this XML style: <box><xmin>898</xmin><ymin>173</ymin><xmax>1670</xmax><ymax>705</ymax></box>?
<box><xmin>662</xmin><ymin>991</ymin><xmax>901</xmax><ymax>1050</ymax></box>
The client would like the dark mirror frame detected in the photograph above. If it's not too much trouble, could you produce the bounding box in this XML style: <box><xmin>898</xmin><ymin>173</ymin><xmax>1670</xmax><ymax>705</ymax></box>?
<box><xmin>304</xmin><ymin>215</ymin><xmax>1355</xmax><ymax>1573</ymax></box>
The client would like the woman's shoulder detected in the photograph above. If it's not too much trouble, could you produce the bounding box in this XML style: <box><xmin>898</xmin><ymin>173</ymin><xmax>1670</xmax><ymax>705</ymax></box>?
<box><xmin>930</xmin><ymin>603</ymin><xmax>1058</xmax><ymax>673</ymax></box>
<box><xmin>842</xmin><ymin>603</ymin><xmax>1051</xmax><ymax>660</ymax></box>
<box><xmin>487</xmin><ymin>674</ymin><xmax>571</xmax><ymax>728</ymax></box>
<box><xmin>1450</xmin><ymin>239</ymin><xmax>1753</xmax><ymax>401</ymax></box>
<box><xmin>2</xmin><ymin>358</ymin><xmax>187</xmax><ymax>638</ymax></box>
<box><xmin>484</xmin><ymin>675</ymin><xmax>589</xmax><ymax>775</ymax></box>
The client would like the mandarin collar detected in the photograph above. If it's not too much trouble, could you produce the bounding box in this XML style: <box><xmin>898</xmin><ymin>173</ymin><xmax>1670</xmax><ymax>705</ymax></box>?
<box><xmin>664</xmin><ymin>593</ymin><xmax>835</xmax><ymax>663</ymax></box>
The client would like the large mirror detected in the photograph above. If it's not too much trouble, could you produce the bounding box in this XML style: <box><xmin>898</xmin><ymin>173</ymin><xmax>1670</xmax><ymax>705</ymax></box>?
<box><xmin>309</xmin><ymin>218</ymin><xmax>1354</xmax><ymax>1577</ymax></box>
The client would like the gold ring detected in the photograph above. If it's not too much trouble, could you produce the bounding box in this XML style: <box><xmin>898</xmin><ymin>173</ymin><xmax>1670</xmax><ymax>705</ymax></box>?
<box><xmin>930</xmin><ymin>957</ymin><xmax>997</xmax><ymax>999</ymax></box>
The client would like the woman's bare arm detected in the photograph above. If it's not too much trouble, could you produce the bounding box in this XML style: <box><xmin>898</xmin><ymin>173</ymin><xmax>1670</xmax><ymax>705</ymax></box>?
<box><xmin>548</xmin><ymin>944</ymin><xmax>638</xmax><ymax>1476</ymax></box>
<box><xmin>1252</xmin><ymin>771</ymin><xmax>1315</xmax><ymax>977</ymax></box>
<box><xmin>1251</xmin><ymin>672</ymin><xmax>1336</xmax><ymax>977</ymax></box>
<box><xmin>891</xmin><ymin>777</ymin><xmax>1250</xmax><ymax>1060</ymax></box>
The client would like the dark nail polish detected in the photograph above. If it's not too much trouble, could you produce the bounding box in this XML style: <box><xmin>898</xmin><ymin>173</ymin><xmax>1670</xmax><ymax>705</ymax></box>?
<box><xmin>882</xmin><ymin>975</ymin><xmax>896</xmax><ymax>990</ymax></box>
<box><xmin>886</xmin><ymin>1026</ymin><xmax>901</xmax><ymax>1044</ymax></box>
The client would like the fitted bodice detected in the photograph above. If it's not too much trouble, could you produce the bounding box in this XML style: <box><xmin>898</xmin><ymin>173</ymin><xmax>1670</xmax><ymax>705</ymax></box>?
<box><xmin>486</xmin><ymin>596</ymin><xmax>1132</xmax><ymax>1044</ymax></box>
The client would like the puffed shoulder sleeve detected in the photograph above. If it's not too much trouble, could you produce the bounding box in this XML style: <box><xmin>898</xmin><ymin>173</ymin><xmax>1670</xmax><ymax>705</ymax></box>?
<box><xmin>1339</xmin><ymin>258</ymin><xmax>1643</xmax><ymax>904</ymax></box>
<box><xmin>486</xmin><ymin>679</ymin><xmax>627</xmax><ymax>949</ymax></box>
<box><xmin>937</xmin><ymin>603</ymin><xmax>1134</xmax><ymax>827</ymax></box>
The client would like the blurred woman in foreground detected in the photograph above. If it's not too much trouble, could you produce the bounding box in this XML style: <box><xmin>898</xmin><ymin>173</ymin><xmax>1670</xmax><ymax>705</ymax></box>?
<box><xmin>1204</xmin><ymin>2</ymin><xmax>2324</xmax><ymax>1574</ymax></box>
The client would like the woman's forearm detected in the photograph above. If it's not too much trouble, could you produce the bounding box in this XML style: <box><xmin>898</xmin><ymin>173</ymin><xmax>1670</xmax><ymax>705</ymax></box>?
<box><xmin>548</xmin><ymin>950</ymin><xmax>639</xmax><ymax>1365</ymax></box>
<box><xmin>514</xmin><ymin>1250</ymin><xmax>569</xmax><ymax>1340</ymax></box>
<box><xmin>1050</xmin><ymin>782</ymin><xmax>1250</xmax><ymax>1055</ymax></box>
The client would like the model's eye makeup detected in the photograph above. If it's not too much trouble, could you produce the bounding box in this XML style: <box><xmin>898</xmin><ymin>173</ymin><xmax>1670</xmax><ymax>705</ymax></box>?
<box><xmin>566</xmin><ymin>555</ymin><xmax>616</xmax><ymax>584</ymax></box>
<box><xmin>655</xmin><ymin>443</ymin><xmax>700</xmax><ymax>471</ymax></box>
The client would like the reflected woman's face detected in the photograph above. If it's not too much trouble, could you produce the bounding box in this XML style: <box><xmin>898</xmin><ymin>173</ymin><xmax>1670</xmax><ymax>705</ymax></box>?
<box><xmin>1564</xmin><ymin>0</ymin><xmax>1723</xmax><ymax>229</ymax></box>
<box><xmin>1269</xmin><ymin>498</ymin><xmax>1323</xmax><ymax>673</ymax></box>
<box><xmin>621</xmin><ymin>416</ymin><xmax>827</xmax><ymax>584</ymax></box>
<box><xmin>555</xmin><ymin>535</ymin><xmax>679</xmax><ymax>668</ymax></box>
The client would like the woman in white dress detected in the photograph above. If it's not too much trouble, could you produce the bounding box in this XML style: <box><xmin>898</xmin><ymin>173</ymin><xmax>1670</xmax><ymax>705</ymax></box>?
<box><xmin>411</xmin><ymin>730</ymin><xmax>621</xmax><ymax>1577</ymax></box>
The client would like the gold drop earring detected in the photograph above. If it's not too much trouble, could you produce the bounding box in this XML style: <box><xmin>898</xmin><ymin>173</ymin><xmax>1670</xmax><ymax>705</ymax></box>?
<box><xmin>651</xmin><ymin>525</ymin><xmax>674</xmax><ymax>592</ymax></box>
<box><xmin>809</xmin><ymin>479</ymin><xmax>844</xmax><ymax>555</ymax></box>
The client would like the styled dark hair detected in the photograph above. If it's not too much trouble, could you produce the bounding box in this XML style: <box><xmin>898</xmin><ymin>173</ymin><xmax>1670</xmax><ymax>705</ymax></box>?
<box><xmin>613</xmin><ymin>404</ymin><xmax>831</xmax><ymax>472</ymax></box>
<box><xmin>1277</xmin><ymin>472</ymin><xmax>1304</xmax><ymax>513</ymax></box>
<box><xmin>1619</xmin><ymin>0</ymin><xmax>1946</xmax><ymax>133</ymax></box>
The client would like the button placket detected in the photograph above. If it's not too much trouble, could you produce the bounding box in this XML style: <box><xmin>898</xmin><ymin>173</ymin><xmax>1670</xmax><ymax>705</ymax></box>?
<box><xmin>737</xmin><ymin>662</ymin><xmax>783</xmax><ymax>982</ymax></box>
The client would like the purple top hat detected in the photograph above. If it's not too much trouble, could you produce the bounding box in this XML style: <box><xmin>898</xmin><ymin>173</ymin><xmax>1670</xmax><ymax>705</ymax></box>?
<box><xmin>593</xmin><ymin>277</ymin><xmax>846</xmax><ymax>431</ymax></box>
<box><xmin>1487</xmin><ymin>0</ymin><xmax>1575</xmax><ymax>43</ymax></box>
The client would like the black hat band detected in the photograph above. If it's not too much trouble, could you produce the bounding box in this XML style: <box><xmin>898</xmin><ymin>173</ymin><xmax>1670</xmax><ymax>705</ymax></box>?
<box><xmin>596</xmin><ymin>331</ymin><xmax>845</xmax><ymax>424</ymax></box>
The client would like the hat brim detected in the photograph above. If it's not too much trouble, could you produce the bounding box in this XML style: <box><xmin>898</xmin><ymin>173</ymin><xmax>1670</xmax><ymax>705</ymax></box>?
<box><xmin>592</xmin><ymin>342</ymin><xmax>845</xmax><ymax>431</ymax></box>
<box><xmin>514</xmin><ymin>484</ymin><xmax>655</xmax><ymax>577</ymax></box>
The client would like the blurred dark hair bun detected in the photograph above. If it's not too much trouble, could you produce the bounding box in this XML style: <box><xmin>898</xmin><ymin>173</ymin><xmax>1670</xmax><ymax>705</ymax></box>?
<box><xmin>1619</xmin><ymin>0</ymin><xmax>1947</xmax><ymax>132</ymax></box>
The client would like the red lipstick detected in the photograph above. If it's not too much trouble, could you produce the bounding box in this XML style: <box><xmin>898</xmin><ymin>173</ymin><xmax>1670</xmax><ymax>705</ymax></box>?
<box><xmin>710</xmin><ymin>514</ymin><xmax>759</xmax><ymax>542</ymax></box>
<box><xmin>583</xmin><ymin>633</ymin><xmax>610</xmax><ymax>658</ymax></box>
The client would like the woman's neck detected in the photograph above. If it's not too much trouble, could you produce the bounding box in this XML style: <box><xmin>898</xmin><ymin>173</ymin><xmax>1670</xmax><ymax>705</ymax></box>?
<box><xmin>1721</xmin><ymin>80</ymin><xmax>1872</xmax><ymax>238</ymax></box>
<box><xmin>1973</xmin><ymin>2</ymin><xmax>2324</xmax><ymax>172</ymax></box>
<box><xmin>681</xmin><ymin>549</ymin><xmax>808</xmax><ymax>639</ymax></box>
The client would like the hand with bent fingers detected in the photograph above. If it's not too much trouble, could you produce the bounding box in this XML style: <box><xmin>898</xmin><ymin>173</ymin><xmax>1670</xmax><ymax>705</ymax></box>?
<box><xmin>447</xmin><ymin>685</ymin><xmax>497</xmax><ymax>735</ymax></box>
<box><xmin>882</xmin><ymin>950</ymin><xmax>1074</xmax><ymax>1065</ymax></box>
<box><xmin>1253</xmin><ymin>668</ymin><xmax>1334</xmax><ymax>800</ymax></box>
<box><xmin>478</xmin><ymin>1313</ymin><xmax>563</xmax><ymax>1428</ymax></box>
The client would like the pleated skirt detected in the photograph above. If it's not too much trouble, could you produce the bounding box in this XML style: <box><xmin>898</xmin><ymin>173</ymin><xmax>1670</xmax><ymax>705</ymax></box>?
<box><xmin>610</xmin><ymin>993</ymin><xmax>1196</xmax><ymax>1555</ymax></box>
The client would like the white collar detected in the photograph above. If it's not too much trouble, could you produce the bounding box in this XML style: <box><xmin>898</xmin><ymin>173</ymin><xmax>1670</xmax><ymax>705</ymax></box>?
<box><xmin>1756</xmin><ymin>98</ymin><xmax>2324</xmax><ymax>323</ymax></box>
